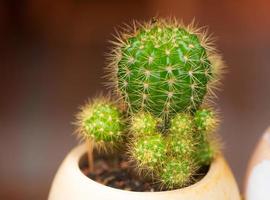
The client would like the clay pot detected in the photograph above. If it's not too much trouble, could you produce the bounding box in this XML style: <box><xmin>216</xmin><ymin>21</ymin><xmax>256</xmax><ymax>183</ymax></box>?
<box><xmin>49</xmin><ymin>143</ymin><xmax>241</xmax><ymax>200</ymax></box>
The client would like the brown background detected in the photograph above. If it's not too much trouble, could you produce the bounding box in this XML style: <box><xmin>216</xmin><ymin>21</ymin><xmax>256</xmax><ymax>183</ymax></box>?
<box><xmin>1</xmin><ymin>0</ymin><xmax>270</xmax><ymax>199</ymax></box>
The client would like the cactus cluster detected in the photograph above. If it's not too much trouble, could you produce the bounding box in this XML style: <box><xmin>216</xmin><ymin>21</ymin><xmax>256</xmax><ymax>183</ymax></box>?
<box><xmin>76</xmin><ymin>18</ymin><xmax>224</xmax><ymax>190</ymax></box>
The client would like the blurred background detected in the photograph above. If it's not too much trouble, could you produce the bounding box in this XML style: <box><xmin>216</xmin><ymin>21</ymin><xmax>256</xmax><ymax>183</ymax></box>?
<box><xmin>1</xmin><ymin>0</ymin><xmax>270</xmax><ymax>199</ymax></box>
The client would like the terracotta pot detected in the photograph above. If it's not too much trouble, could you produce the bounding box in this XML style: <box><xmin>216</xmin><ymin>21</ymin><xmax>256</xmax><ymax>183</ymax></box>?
<box><xmin>48</xmin><ymin>143</ymin><xmax>241</xmax><ymax>200</ymax></box>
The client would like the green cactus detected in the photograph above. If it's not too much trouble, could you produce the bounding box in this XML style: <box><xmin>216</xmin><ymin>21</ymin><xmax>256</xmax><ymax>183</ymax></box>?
<box><xmin>131</xmin><ymin>134</ymin><xmax>167</xmax><ymax>170</ymax></box>
<box><xmin>75</xmin><ymin>18</ymin><xmax>224</xmax><ymax>190</ymax></box>
<box><xmin>130</xmin><ymin>112</ymin><xmax>159</xmax><ymax>137</ymax></box>
<box><xmin>160</xmin><ymin>158</ymin><xmax>196</xmax><ymax>188</ymax></box>
<box><xmin>76</xmin><ymin>97</ymin><xmax>124</xmax><ymax>148</ymax></box>
<box><xmin>170</xmin><ymin>113</ymin><xmax>194</xmax><ymax>136</ymax></box>
<box><xmin>167</xmin><ymin>113</ymin><xmax>196</xmax><ymax>157</ymax></box>
<box><xmin>108</xmin><ymin>19</ymin><xmax>222</xmax><ymax>123</ymax></box>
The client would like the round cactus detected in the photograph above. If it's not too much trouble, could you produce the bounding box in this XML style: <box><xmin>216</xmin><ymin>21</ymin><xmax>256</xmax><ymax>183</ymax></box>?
<box><xmin>130</xmin><ymin>112</ymin><xmax>159</xmax><ymax>137</ymax></box>
<box><xmin>108</xmin><ymin>19</ymin><xmax>222</xmax><ymax>121</ymax></box>
<box><xmin>160</xmin><ymin>158</ymin><xmax>195</xmax><ymax>189</ymax></box>
<box><xmin>131</xmin><ymin>134</ymin><xmax>166</xmax><ymax>170</ymax></box>
<box><xmin>76</xmin><ymin>97</ymin><xmax>124</xmax><ymax>146</ymax></box>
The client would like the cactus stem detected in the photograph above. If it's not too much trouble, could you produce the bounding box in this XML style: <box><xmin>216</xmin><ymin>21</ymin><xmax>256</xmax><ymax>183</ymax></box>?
<box><xmin>86</xmin><ymin>139</ymin><xmax>94</xmax><ymax>172</ymax></box>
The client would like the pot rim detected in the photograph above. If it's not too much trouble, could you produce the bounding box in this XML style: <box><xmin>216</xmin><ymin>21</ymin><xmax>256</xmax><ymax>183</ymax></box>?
<box><xmin>69</xmin><ymin>143</ymin><xmax>221</xmax><ymax>195</ymax></box>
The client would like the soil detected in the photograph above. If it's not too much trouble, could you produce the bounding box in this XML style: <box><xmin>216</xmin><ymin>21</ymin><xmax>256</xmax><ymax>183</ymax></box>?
<box><xmin>80</xmin><ymin>153</ymin><xmax>209</xmax><ymax>192</ymax></box>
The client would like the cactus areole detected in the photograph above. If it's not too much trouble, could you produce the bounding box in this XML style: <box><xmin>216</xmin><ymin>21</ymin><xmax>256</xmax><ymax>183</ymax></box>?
<box><xmin>114</xmin><ymin>20</ymin><xmax>216</xmax><ymax>120</ymax></box>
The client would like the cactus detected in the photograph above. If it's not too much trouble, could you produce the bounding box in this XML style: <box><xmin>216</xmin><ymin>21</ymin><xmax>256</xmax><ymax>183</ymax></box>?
<box><xmin>160</xmin><ymin>158</ymin><xmax>196</xmax><ymax>188</ymax></box>
<box><xmin>76</xmin><ymin>97</ymin><xmax>124</xmax><ymax>149</ymax></box>
<box><xmin>76</xmin><ymin>18</ymin><xmax>224</xmax><ymax>190</ymax></box>
<box><xmin>130</xmin><ymin>112</ymin><xmax>159</xmax><ymax>137</ymax></box>
<box><xmin>107</xmin><ymin>19</ymin><xmax>222</xmax><ymax>123</ymax></box>
<box><xmin>167</xmin><ymin>113</ymin><xmax>196</xmax><ymax>157</ymax></box>
<box><xmin>131</xmin><ymin>134</ymin><xmax>167</xmax><ymax>171</ymax></box>
<box><xmin>170</xmin><ymin>113</ymin><xmax>194</xmax><ymax>136</ymax></box>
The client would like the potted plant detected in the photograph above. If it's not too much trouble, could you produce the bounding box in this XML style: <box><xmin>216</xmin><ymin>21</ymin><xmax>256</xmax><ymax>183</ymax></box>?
<box><xmin>49</xmin><ymin>18</ymin><xmax>241</xmax><ymax>200</ymax></box>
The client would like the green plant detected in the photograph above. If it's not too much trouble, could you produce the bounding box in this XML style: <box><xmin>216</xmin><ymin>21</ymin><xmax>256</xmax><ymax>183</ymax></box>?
<box><xmin>76</xmin><ymin>18</ymin><xmax>224</xmax><ymax>190</ymax></box>
<box><xmin>160</xmin><ymin>158</ymin><xmax>195</xmax><ymax>189</ymax></box>
<box><xmin>131</xmin><ymin>134</ymin><xmax>167</xmax><ymax>171</ymax></box>
<box><xmin>107</xmin><ymin>19</ymin><xmax>222</xmax><ymax>122</ymax></box>
<box><xmin>130</xmin><ymin>111</ymin><xmax>159</xmax><ymax>137</ymax></box>
<box><xmin>167</xmin><ymin>113</ymin><xmax>196</xmax><ymax>157</ymax></box>
<box><xmin>76</xmin><ymin>97</ymin><xmax>124</xmax><ymax>147</ymax></box>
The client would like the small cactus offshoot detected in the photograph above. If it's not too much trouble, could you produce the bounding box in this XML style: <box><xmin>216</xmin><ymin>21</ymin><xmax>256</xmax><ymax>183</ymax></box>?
<box><xmin>166</xmin><ymin>136</ymin><xmax>195</xmax><ymax>157</ymax></box>
<box><xmin>130</xmin><ymin>112</ymin><xmax>159</xmax><ymax>137</ymax></box>
<box><xmin>131</xmin><ymin>134</ymin><xmax>167</xmax><ymax>171</ymax></box>
<box><xmin>167</xmin><ymin>113</ymin><xmax>196</xmax><ymax>157</ymax></box>
<box><xmin>160</xmin><ymin>158</ymin><xmax>196</xmax><ymax>189</ymax></box>
<box><xmin>170</xmin><ymin>113</ymin><xmax>194</xmax><ymax>136</ymax></box>
<box><xmin>75</xmin><ymin>18</ymin><xmax>225</xmax><ymax>190</ymax></box>
<box><xmin>76</xmin><ymin>97</ymin><xmax>124</xmax><ymax>148</ymax></box>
